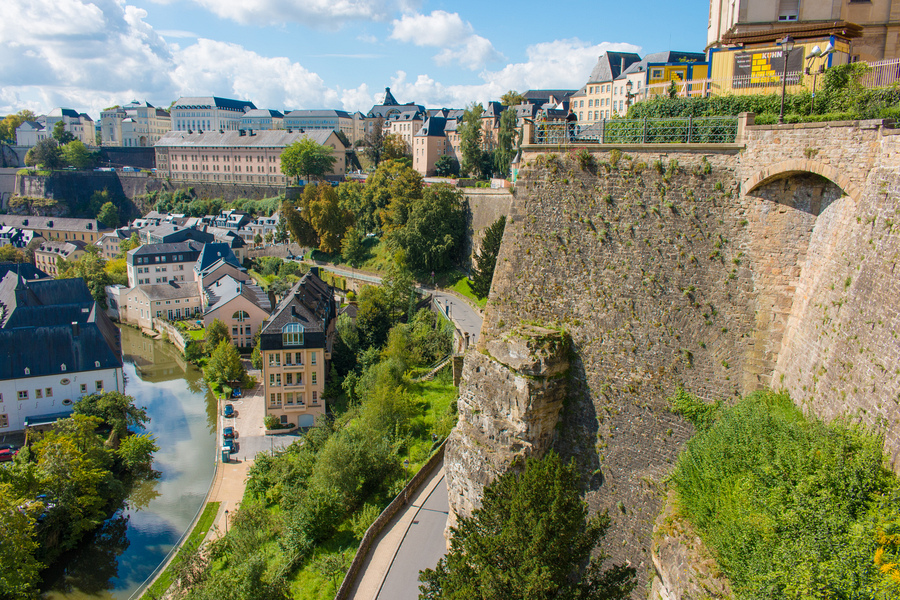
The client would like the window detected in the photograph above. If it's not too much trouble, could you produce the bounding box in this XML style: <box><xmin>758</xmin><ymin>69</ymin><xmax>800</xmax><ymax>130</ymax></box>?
<box><xmin>280</xmin><ymin>415</ymin><xmax>288</xmax><ymax>424</ymax></box>
<box><xmin>286</xmin><ymin>393</ymin><xmax>294</xmax><ymax>405</ymax></box>
<box><xmin>286</xmin><ymin>373</ymin><xmax>293</xmax><ymax>385</ymax></box>
<box><xmin>275</xmin><ymin>373</ymin><xmax>281</xmax><ymax>386</ymax></box>
<box><xmin>36</xmin><ymin>389</ymin><xmax>43</xmax><ymax>399</ymax></box>
<box><xmin>298</xmin><ymin>393</ymin><xmax>305</xmax><ymax>405</ymax></box>
<box><xmin>282</xmin><ymin>323</ymin><xmax>304</xmax><ymax>346</ymax></box>
<box><xmin>233</xmin><ymin>310</ymin><xmax>249</xmax><ymax>322</ymax></box>
<box><xmin>46</xmin><ymin>388</ymin><xmax>52</xmax><ymax>397</ymax></box>
<box><xmin>270</xmin><ymin>393</ymin><xmax>277</xmax><ymax>406</ymax></box>
<box><xmin>96</xmin><ymin>380</ymin><xmax>103</xmax><ymax>391</ymax></box>
<box><xmin>0</xmin><ymin>414</ymin><xmax>7</xmax><ymax>428</ymax></box>
<box><xmin>312</xmin><ymin>391</ymin><xmax>318</xmax><ymax>403</ymax></box>
<box><xmin>18</xmin><ymin>390</ymin><xmax>28</xmax><ymax>400</ymax></box>
<box><xmin>80</xmin><ymin>383</ymin><xmax>87</xmax><ymax>393</ymax></box>
<box><xmin>311</xmin><ymin>372</ymin><xmax>317</xmax><ymax>385</ymax></box>
<box><xmin>268</xmin><ymin>353</ymin><xmax>281</xmax><ymax>367</ymax></box>
<box><xmin>778</xmin><ymin>0</ymin><xmax>799</xmax><ymax>21</ymax></box>
<box><xmin>311</xmin><ymin>351</ymin><xmax>317</xmax><ymax>366</ymax></box>
<box><xmin>232</xmin><ymin>327</ymin><xmax>238</xmax><ymax>336</ymax></box>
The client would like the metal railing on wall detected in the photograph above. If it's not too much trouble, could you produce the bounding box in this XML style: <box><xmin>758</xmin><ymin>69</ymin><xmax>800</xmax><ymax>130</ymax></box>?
<box><xmin>532</xmin><ymin>116</ymin><xmax>739</xmax><ymax>146</ymax></box>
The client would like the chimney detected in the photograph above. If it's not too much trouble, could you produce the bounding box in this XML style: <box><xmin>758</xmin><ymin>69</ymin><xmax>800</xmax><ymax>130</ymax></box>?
<box><xmin>620</xmin><ymin>57</ymin><xmax>625</xmax><ymax>74</ymax></box>
<box><xmin>291</xmin><ymin>305</ymin><xmax>298</xmax><ymax>318</ymax></box>
<box><xmin>72</xmin><ymin>321</ymin><xmax>79</xmax><ymax>337</ymax></box>
<box><xmin>309</xmin><ymin>266</ymin><xmax>319</xmax><ymax>277</ymax></box>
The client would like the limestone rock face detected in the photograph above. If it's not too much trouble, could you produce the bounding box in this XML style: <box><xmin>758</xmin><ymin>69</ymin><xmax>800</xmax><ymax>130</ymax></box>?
<box><xmin>649</xmin><ymin>491</ymin><xmax>733</xmax><ymax>600</ymax></box>
<box><xmin>444</xmin><ymin>325</ymin><xmax>569</xmax><ymax>536</ymax></box>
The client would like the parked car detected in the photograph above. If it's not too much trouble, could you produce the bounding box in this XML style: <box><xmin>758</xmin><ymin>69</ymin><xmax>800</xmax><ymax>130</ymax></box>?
<box><xmin>0</xmin><ymin>448</ymin><xmax>16</xmax><ymax>462</ymax></box>
<box><xmin>231</xmin><ymin>388</ymin><xmax>242</xmax><ymax>398</ymax></box>
<box><xmin>223</xmin><ymin>426</ymin><xmax>235</xmax><ymax>439</ymax></box>
<box><xmin>223</xmin><ymin>404</ymin><xmax>235</xmax><ymax>418</ymax></box>
<box><xmin>222</xmin><ymin>439</ymin><xmax>236</xmax><ymax>453</ymax></box>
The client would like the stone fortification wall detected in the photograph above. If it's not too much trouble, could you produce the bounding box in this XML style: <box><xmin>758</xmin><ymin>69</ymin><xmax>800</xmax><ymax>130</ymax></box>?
<box><xmin>450</xmin><ymin>122</ymin><xmax>900</xmax><ymax>591</ymax></box>
<box><xmin>461</xmin><ymin>188</ymin><xmax>513</xmax><ymax>259</ymax></box>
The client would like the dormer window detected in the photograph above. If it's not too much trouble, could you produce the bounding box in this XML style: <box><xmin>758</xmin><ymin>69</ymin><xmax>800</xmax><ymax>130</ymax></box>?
<box><xmin>282</xmin><ymin>323</ymin><xmax>304</xmax><ymax>346</ymax></box>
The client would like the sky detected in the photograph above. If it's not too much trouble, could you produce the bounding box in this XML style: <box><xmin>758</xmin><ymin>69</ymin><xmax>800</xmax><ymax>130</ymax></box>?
<box><xmin>0</xmin><ymin>0</ymin><xmax>709</xmax><ymax>118</ymax></box>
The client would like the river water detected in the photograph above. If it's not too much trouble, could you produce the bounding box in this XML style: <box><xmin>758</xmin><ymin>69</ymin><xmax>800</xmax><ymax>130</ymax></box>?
<box><xmin>43</xmin><ymin>325</ymin><xmax>218</xmax><ymax>599</ymax></box>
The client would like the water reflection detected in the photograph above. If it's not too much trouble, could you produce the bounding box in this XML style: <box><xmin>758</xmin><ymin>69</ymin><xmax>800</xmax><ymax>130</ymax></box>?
<box><xmin>43</xmin><ymin>325</ymin><xmax>217</xmax><ymax>599</ymax></box>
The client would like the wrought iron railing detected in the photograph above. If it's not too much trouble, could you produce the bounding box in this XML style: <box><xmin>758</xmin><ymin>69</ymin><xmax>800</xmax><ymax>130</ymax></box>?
<box><xmin>858</xmin><ymin>57</ymin><xmax>900</xmax><ymax>88</ymax></box>
<box><xmin>532</xmin><ymin>116</ymin><xmax>740</xmax><ymax>145</ymax></box>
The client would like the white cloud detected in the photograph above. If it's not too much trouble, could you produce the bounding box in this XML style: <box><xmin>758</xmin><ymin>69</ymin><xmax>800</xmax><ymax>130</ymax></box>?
<box><xmin>385</xmin><ymin>39</ymin><xmax>642</xmax><ymax>108</ymax></box>
<box><xmin>390</xmin><ymin>11</ymin><xmax>502</xmax><ymax>70</ymax></box>
<box><xmin>341</xmin><ymin>84</ymin><xmax>377</xmax><ymax>113</ymax></box>
<box><xmin>356</xmin><ymin>33</ymin><xmax>378</xmax><ymax>44</ymax></box>
<box><xmin>171</xmin><ymin>39</ymin><xmax>340</xmax><ymax>111</ymax></box>
<box><xmin>157</xmin><ymin>29</ymin><xmax>199</xmax><ymax>39</ymax></box>
<box><xmin>187</xmin><ymin>0</ymin><xmax>419</xmax><ymax>28</ymax></box>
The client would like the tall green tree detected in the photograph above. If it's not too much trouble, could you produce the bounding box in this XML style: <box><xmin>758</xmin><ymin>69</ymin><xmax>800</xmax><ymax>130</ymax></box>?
<box><xmin>62</xmin><ymin>140</ymin><xmax>94</xmax><ymax>169</ymax></box>
<box><xmin>494</xmin><ymin>108</ymin><xmax>518</xmax><ymax>178</ymax></box>
<box><xmin>29</xmin><ymin>138</ymin><xmax>63</xmax><ymax>170</ymax></box>
<box><xmin>500</xmin><ymin>90</ymin><xmax>527</xmax><ymax>106</ymax></box>
<box><xmin>470</xmin><ymin>216</ymin><xmax>506</xmax><ymax>299</ymax></box>
<box><xmin>433</xmin><ymin>155</ymin><xmax>459</xmax><ymax>177</ymax></box>
<box><xmin>363</xmin><ymin>117</ymin><xmax>387</xmax><ymax>167</ymax></box>
<box><xmin>306</xmin><ymin>183</ymin><xmax>354</xmax><ymax>254</ymax></box>
<box><xmin>419</xmin><ymin>451</ymin><xmax>636</xmax><ymax>600</ymax></box>
<box><xmin>56</xmin><ymin>246</ymin><xmax>113</xmax><ymax>308</ymax></box>
<box><xmin>281</xmin><ymin>199</ymin><xmax>318</xmax><ymax>248</ymax></box>
<box><xmin>341</xmin><ymin>226</ymin><xmax>367</xmax><ymax>267</ymax></box>
<box><xmin>280</xmin><ymin>138</ymin><xmax>337</xmax><ymax>182</ymax></box>
<box><xmin>52</xmin><ymin>121</ymin><xmax>76</xmax><ymax>145</ymax></box>
<box><xmin>118</xmin><ymin>232</ymin><xmax>141</xmax><ymax>258</ymax></box>
<box><xmin>389</xmin><ymin>184</ymin><xmax>465</xmax><ymax>273</ymax></box>
<box><xmin>204</xmin><ymin>318</ymin><xmax>231</xmax><ymax>355</ymax></box>
<box><xmin>382</xmin><ymin>134</ymin><xmax>411</xmax><ymax>161</ymax></box>
<box><xmin>73</xmin><ymin>391</ymin><xmax>150</xmax><ymax>448</ymax></box>
<box><xmin>373</xmin><ymin>161</ymin><xmax>424</xmax><ymax>233</ymax></box>
<box><xmin>205</xmin><ymin>339</ymin><xmax>247</xmax><ymax>388</ymax></box>
<box><xmin>457</xmin><ymin>103</ymin><xmax>485</xmax><ymax>178</ymax></box>
<box><xmin>356</xmin><ymin>285</ymin><xmax>392</xmax><ymax>350</ymax></box>
<box><xmin>0</xmin><ymin>109</ymin><xmax>37</xmax><ymax>143</ymax></box>
<box><xmin>0</xmin><ymin>487</ymin><xmax>43</xmax><ymax>600</ymax></box>
<box><xmin>97</xmin><ymin>201</ymin><xmax>120</xmax><ymax>229</ymax></box>
<box><xmin>274</xmin><ymin>212</ymin><xmax>289</xmax><ymax>244</ymax></box>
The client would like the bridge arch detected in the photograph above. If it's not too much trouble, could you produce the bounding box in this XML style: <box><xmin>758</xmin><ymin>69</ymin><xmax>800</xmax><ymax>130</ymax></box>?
<box><xmin>742</xmin><ymin>158</ymin><xmax>861</xmax><ymax>203</ymax></box>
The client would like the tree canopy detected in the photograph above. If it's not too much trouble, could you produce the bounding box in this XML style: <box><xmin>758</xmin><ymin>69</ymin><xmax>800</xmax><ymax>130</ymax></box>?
<box><xmin>62</xmin><ymin>140</ymin><xmax>94</xmax><ymax>169</ymax></box>
<box><xmin>280</xmin><ymin>138</ymin><xmax>337</xmax><ymax>181</ymax></box>
<box><xmin>457</xmin><ymin>103</ymin><xmax>485</xmax><ymax>178</ymax></box>
<box><xmin>205</xmin><ymin>339</ymin><xmax>247</xmax><ymax>388</ymax></box>
<box><xmin>494</xmin><ymin>108</ymin><xmax>518</xmax><ymax>178</ymax></box>
<box><xmin>304</xmin><ymin>183</ymin><xmax>354</xmax><ymax>254</ymax></box>
<box><xmin>363</xmin><ymin>117</ymin><xmax>387</xmax><ymax>167</ymax></box>
<box><xmin>0</xmin><ymin>110</ymin><xmax>37</xmax><ymax>143</ymax></box>
<box><xmin>419</xmin><ymin>451</ymin><xmax>636</xmax><ymax>600</ymax></box>
<box><xmin>28</xmin><ymin>138</ymin><xmax>63</xmax><ymax>170</ymax></box>
<box><xmin>382</xmin><ymin>134</ymin><xmax>411</xmax><ymax>161</ymax></box>
<box><xmin>52</xmin><ymin>121</ymin><xmax>76</xmax><ymax>145</ymax></box>
<box><xmin>56</xmin><ymin>247</ymin><xmax>113</xmax><ymax>309</ymax></box>
<box><xmin>204</xmin><ymin>318</ymin><xmax>231</xmax><ymax>355</ymax></box>
<box><xmin>73</xmin><ymin>391</ymin><xmax>150</xmax><ymax>448</ymax></box>
<box><xmin>471</xmin><ymin>216</ymin><xmax>506</xmax><ymax>299</ymax></box>
<box><xmin>500</xmin><ymin>90</ymin><xmax>527</xmax><ymax>106</ymax></box>
<box><xmin>97</xmin><ymin>201</ymin><xmax>120</xmax><ymax>229</ymax></box>
<box><xmin>388</xmin><ymin>183</ymin><xmax>465</xmax><ymax>273</ymax></box>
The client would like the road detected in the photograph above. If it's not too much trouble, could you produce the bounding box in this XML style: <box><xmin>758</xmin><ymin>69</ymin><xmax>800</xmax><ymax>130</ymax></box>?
<box><xmin>430</xmin><ymin>291</ymin><xmax>481</xmax><ymax>347</ymax></box>
<box><xmin>223</xmin><ymin>368</ymin><xmax>302</xmax><ymax>462</ymax></box>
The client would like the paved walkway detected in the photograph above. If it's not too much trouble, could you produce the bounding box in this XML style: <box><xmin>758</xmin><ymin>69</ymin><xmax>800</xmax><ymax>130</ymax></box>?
<box><xmin>430</xmin><ymin>290</ymin><xmax>482</xmax><ymax>346</ymax></box>
<box><xmin>349</xmin><ymin>465</ymin><xmax>449</xmax><ymax>600</ymax></box>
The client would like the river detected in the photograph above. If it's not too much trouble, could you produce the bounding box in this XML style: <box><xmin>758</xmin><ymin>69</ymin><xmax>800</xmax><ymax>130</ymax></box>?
<box><xmin>43</xmin><ymin>325</ymin><xmax>218</xmax><ymax>599</ymax></box>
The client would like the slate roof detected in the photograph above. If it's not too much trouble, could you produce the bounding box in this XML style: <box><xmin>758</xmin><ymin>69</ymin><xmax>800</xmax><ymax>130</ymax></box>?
<box><xmin>48</xmin><ymin>108</ymin><xmax>81</xmax><ymax>119</ymax></box>
<box><xmin>284</xmin><ymin>109</ymin><xmax>352</xmax><ymax>119</ymax></box>
<box><xmin>243</xmin><ymin>109</ymin><xmax>285</xmax><ymax>118</ymax></box>
<box><xmin>381</xmin><ymin>87</ymin><xmax>399</xmax><ymax>106</ymax></box>
<box><xmin>0</xmin><ymin>263</ymin><xmax>49</xmax><ymax>280</ymax></box>
<box><xmin>195</xmin><ymin>243</ymin><xmax>241</xmax><ymax>273</ymax></box>
<box><xmin>172</xmin><ymin>97</ymin><xmax>257</xmax><ymax>112</ymax></box>
<box><xmin>130</xmin><ymin>240</ymin><xmax>204</xmax><ymax>259</ymax></box>
<box><xmin>523</xmin><ymin>89</ymin><xmax>577</xmax><ymax>102</ymax></box>
<box><xmin>586</xmin><ymin>52</ymin><xmax>643</xmax><ymax>83</ymax></box>
<box><xmin>260</xmin><ymin>271</ymin><xmax>334</xmax><ymax>336</ymax></box>
<box><xmin>204</xmin><ymin>275</ymin><xmax>270</xmax><ymax>315</ymax></box>
<box><xmin>0</xmin><ymin>273</ymin><xmax>121</xmax><ymax>381</ymax></box>
<box><xmin>0</xmin><ymin>215</ymin><xmax>100</xmax><ymax>232</ymax></box>
<box><xmin>622</xmin><ymin>51</ymin><xmax>707</xmax><ymax>77</ymax></box>
<box><xmin>136</xmin><ymin>281</ymin><xmax>200</xmax><ymax>301</ymax></box>
<box><xmin>155</xmin><ymin>129</ymin><xmax>339</xmax><ymax>149</ymax></box>
<box><xmin>416</xmin><ymin>117</ymin><xmax>447</xmax><ymax>137</ymax></box>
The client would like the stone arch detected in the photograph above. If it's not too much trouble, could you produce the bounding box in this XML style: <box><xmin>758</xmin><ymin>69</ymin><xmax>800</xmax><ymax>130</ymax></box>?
<box><xmin>742</xmin><ymin>158</ymin><xmax>860</xmax><ymax>203</ymax></box>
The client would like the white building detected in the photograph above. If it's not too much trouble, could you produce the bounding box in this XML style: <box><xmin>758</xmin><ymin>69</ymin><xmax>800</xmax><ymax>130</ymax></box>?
<box><xmin>171</xmin><ymin>97</ymin><xmax>257</xmax><ymax>133</ymax></box>
<box><xmin>240</xmin><ymin>109</ymin><xmax>284</xmax><ymax>131</ymax></box>
<box><xmin>101</xmin><ymin>101</ymin><xmax>172</xmax><ymax>147</ymax></box>
<box><xmin>0</xmin><ymin>273</ymin><xmax>124</xmax><ymax>434</ymax></box>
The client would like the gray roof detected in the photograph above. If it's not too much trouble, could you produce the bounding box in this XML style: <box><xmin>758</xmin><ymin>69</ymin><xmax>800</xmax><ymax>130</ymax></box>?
<box><xmin>0</xmin><ymin>215</ymin><xmax>100</xmax><ymax>232</ymax></box>
<box><xmin>622</xmin><ymin>51</ymin><xmax>707</xmax><ymax>76</ymax></box>
<box><xmin>0</xmin><ymin>263</ymin><xmax>49</xmax><ymax>280</ymax></box>
<box><xmin>131</xmin><ymin>240</ymin><xmax>204</xmax><ymax>257</ymax></box>
<box><xmin>172</xmin><ymin>97</ymin><xmax>257</xmax><ymax>112</ymax></box>
<box><xmin>48</xmin><ymin>108</ymin><xmax>81</xmax><ymax>119</ymax></box>
<box><xmin>37</xmin><ymin>240</ymin><xmax>87</xmax><ymax>257</ymax></box>
<box><xmin>204</xmin><ymin>275</ymin><xmax>270</xmax><ymax>315</ymax></box>
<box><xmin>284</xmin><ymin>109</ymin><xmax>352</xmax><ymax>119</ymax></box>
<box><xmin>586</xmin><ymin>52</ymin><xmax>643</xmax><ymax>83</ymax></box>
<box><xmin>416</xmin><ymin>116</ymin><xmax>447</xmax><ymax>137</ymax></box>
<box><xmin>243</xmin><ymin>109</ymin><xmax>285</xmax><ymax>118</ymax></box>
<box><xmin>260</xmin><ymin>271</ymin><xmax>334</xmax><ymax>336</ymax></box>
<box><xmin>195</xmin><ymin>243</ymin><xmax>241</xmax><ymax>272</ymax></box>
<box><xmin>136</xmin><ymin>281</ymin><xmax>200</xmax><ymax>301</ymax></box>
<box><xmin>155</xmin><ymin>128</ymin><xmax>341</xmax><ymax>149</ymax></box>
<box><xmin>0</xmin><ymin>273</ymin><xmax>121</xmax><ymax>381</ymax></box>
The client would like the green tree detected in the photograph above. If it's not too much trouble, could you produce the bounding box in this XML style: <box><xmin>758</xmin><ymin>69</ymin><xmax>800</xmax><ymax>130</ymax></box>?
<box><xmin>433</xmin><ymin>155</ymin><xmax>459</xmax><ymax>177</ymax></box>
<box><xmin>0</xmin><ymin>110</ymin><xmax>37</xmax><ymax>143</ymax></box>
<box><xmin>470</xmin><ymin>216</ymin><xmax>506</xmax><ymax>298</ymax></box>
<box><xmin>389</xmin><ymin>184</ymin><xmax>465</xmax><ymax>273</ymax></box>
<box><xmin>118</xmin><ymin>232</ymin><xmax>141</xmax><ymax>257</ymax></box>
<box><xmin>281</xmin><ymin>199</ymin><xmax>318</xmax><ymax>248</ymax></box>
<box><xmin>494</xmin><ymin>108</ymin><xmax>518</xmax><ymax>178</ymax></box>
<box><xmin>382</xmin><ymin>134</ymin><xmax>411</xmax><ymax>161</ymax></box>
<box><xmin>373</xmin><ymin>161</ymin><xmax>425</xmax><ymax>233</ymax></box>
<box><xmin>419</xmin><ymin>451</ymin><xmax>636</xmax><ymax>600</ymax></box>
<box><xmin>56</xmin><ymin>247</ymin><xmax>113</xmax><ymax>308</ymax></box>
<box><xmin>62</xmin><ymin>140</ymin><xmax>94</xmax><ymax>169</ymax></box>
<box><xmin>274</xmin><ymin>213</ymin><xmax>289</xmax><ymax>244</ymax></box>
<box><xmin>0</xmin><ymin>486</ymin><xmax>43</xmax><ymax>600</ymax></box>
<box><xmin>30</xmin><ymin>138</ymin><xmax>63</xmax><ymax>170</ymax></box>
<box><xmin>52</xmin><ymin>121</ymin><xmax>76</xmax><ymax>145</ymax></box>
<box><xmin>280</xmin><ymin>138</ymin><xmax>337</xmax><ymax>182</ymax></box>
<box><xmin>254</xmin><ymin>233</ymin><xmax>263</xmax><ymax>247</ymax></box>
<box><xmin>0</xmin><ymin>245</ymin><xmax>28</xmax><ymax>263</ymax></box>
<box><xmin>97</xmin><ymin>201</ymin><xmax>120</xmax><ymax>229</ymax></box>
<box><xmin>341</xmin><ymin>226</ymin><xmax>367</xmax><ymax>267</ymax></box>
<box><xmin>500</xmin><ymin>90</ymin><xmax>527</xmax><ymax>106</ymax></box>
<box><xmin>363</xmin><ymin>117</ymin><xmax>387</xmax><ymax>167</ymax></box>
<box><xmin>356</xmin><ymin>285</ymin><xmax>392</xmax><ymax>350</ymax></box>
<box><xmin>204</xmin><ymin>318</ymin><xmax>231</xmax><ymax>355</ymax></box>
<box><xmin>73</xmin><ymin>391</ymin><xmax>150</xmax><ymax>448</ymax></box>
<box><xmin>116</xmin><ymin>433</ymin><xmax>158</xmax><ymax>474</ymax></box>
<box><xmin>306</xmin><ymin>183</ymin><xmax>354</xmax><ymax>254</ymax></box>
<box><xmin>205</xmin><ymin>339</ymin><xmax>247</xmax><ymax>388</ymax></box>
<box><xmin>457</xmin><ymin>103</ymin><xmax>485</xmax><ymax>178</ymax></box>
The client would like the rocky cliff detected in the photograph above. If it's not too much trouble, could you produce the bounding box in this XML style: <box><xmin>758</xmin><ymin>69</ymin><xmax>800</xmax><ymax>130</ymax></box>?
<box><xmin>445</xmin><ymin>120</ymin><xmax>900</xmax><ymax>591</ymax></box>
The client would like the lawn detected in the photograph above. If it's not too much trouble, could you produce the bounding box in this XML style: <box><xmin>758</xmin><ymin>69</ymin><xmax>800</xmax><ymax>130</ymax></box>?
<box><xmin>446</xmin><ymin>272</ymin><xmax>487</xmax><ymax>309</ymax></box>
<box><xmin>142</xmin><ymin>501</ymin><xmax>221</xmax><ymax>599</ymax></box>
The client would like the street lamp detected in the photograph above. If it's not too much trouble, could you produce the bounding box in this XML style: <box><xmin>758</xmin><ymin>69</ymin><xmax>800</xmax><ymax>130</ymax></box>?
<box><xmin>625</xmin><ymin>80</ymin><xmax>635</xmax><ymax>110</ymax></box>
<box><xmin>778</xmin><ymin>35</ymin><xmax>795</xmax><ymax>124</ymax></box>
<box><xmin>224</xmin><ymin>509</ymin><xmax>229</xmax><ymax>534</ymax></box>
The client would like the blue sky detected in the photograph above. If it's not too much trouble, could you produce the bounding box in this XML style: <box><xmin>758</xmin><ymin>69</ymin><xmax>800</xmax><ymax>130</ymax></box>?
<box><xmin>0</xmin><ymin>0</ymin><xmax>709</xmax><ymax>117</ymax></box>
